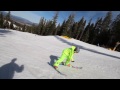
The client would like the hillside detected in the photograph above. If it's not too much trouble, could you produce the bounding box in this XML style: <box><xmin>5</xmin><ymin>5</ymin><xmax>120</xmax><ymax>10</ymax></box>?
<box><xmin>1</xmin><ymin>11</ymin><xmax>38</xmax><ymax>26</ymax></box>
<box><xmin>0</xmin><ymin>28</ymin><xmax>120</xmax><ymax>79</ymax></box>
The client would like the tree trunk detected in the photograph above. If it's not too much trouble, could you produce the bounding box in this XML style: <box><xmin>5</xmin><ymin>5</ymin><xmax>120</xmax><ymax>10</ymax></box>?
<box><xmin>113</xmin><ymin>42</ymin><xmax>120</xmax><ymax>51</ymax></box>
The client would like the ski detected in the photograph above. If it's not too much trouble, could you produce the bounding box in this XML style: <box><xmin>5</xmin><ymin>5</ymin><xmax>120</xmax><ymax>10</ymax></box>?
<box><xmin>61</xmin><ymin>62</ymin><xmax>82</xmax><ymax>69</ymax></box>
<box><xmin>48</xmin><ymin>62</ymin><xmax>67</xmax><ymax>76</ymax></box>
<box><xmin>71</xmin><ymin>65</ymin><xmax>83</xmax><ymax>69</ymax></box>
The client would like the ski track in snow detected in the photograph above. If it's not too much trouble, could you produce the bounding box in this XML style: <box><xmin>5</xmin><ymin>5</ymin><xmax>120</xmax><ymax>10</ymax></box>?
<box><xmin>0</xmin><ymin>28</ymin><xmax>120</xmax><ymax>79</ymax></box>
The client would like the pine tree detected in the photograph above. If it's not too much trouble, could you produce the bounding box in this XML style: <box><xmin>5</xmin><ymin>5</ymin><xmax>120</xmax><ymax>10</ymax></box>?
<box><xmin>31</xmin><ymin>24</ymin><xmax>37</xmax><ymax>34</ymax></box>
<box><xmin>52</xmin><ymin>11</ymin><xmax>59</xmax><ymax>35</ymax></box>
<box><xmin>5</xmin><ymin>21</ymin><xmax>9</xmax><ymax>29</ymax></box>
<box><xmin>82</xmin><ymin>27</ymin><xmax>89</xmax><ymax>42</ymax></box>
<box><xmin>81</xmin><ymin>18</ymin><xmax>92</xmax><ymax>42</ymax></box>
<box><xmin>6</xmin><ymin>11</ymin><xmax>11</xmax><ymax>21</ymax></box>
<box><xmin>58</xmin><ymin>20</ymin><xmax>66</xmax><ymax>36</ymax></box>
<box><xmin>25</xmin><ymin>26</ymin><xmax>29</xmax><ymax>32</ymax></box>
<box><xmin>26</xmin><ymin>26</ymin><xmax>31</xmax><ymax>33</ymax></box>
<box><xmin>72</xmin><ymin>22</ymin><xmax>78</xmax><ymax>38</ymax></box>
<box><xmin>79</xmin><ymin>20</ymin><xmax>86</xmax><ymax>40</ymax></box>
<box><xmin>41</xmin><ymin>19</ymin><xmax>46</xmax><ymax>35</ymax></box>
<box><xmin>88</xmin><ymin>23</ymin><xmax>95</xmax><ymax>44</ymax></box>
<box><xmin>75</xmin><ymin>17</ymin><xmax>84</xmax><ymax>40</ymax></box>
<box><xmin>98</xmin><ymin>11</ymin><xmax>112</xmax><ymax>46</ymax></box>
<box><xmin>44</xmin><ymin>20</ymin><xmax>53</xmax><ymax>35</ymax></box>
<box><xmin>0</xmin><ymin>12</ymin><xmax>4</xmax><ymax>28</ymax></box>
<box><xmin>37</xmin><ymin>17</ymin><xmax>46</xmax><ymax>35</ymax></box>
<box><xmin>92</xmin><ymin>17</ymin><xmax>103</xmax><ymax>45</ymax></box>
<box><xmin>47</xmin><ymin>11</ymin><xmax>59</xmax><ymax>35</ymax></box>
<box><xmin>55</xmin><ymin>23</ymin><xmax>61</xmax><ymax>35</ymax></box>
<box><xmin>18</xmin><ymin>27</ymin><xmax>21</xmax><ymax>31</ymax></box>
<box><xmin>101</xmin><ymin>11</ymin><xmax>112</xmax><ymax>31</ymax></box>
<box><xmin>10</xmin><ymin>21</ymin><xmax>13</xmax><ymax>29</ymax></box>
<box><xmin>109</xmin><ymin>13</ymin><xmax>120</xmax><ymax>49</ymax></box>
<box><xmin>22</xmin><ymin>24</ymin><xmax>26</xmax><ymax>32</ymax></box>
<box><xmin>62</xmin><ymin>13</ymin><xmax>75</xmax><ymax>37</ymax></box>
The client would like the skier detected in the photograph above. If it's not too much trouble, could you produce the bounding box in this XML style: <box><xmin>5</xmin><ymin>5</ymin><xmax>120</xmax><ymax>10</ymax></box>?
<box><xmin>53</xmin><ymin>46</ymin><xmax>80</xmax><ymax>69</ymax></box>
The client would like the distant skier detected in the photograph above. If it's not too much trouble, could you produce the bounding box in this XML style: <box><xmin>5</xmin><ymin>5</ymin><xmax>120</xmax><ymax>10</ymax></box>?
<box><xmin>53</xmin><ymin>46</ymin><xmax>80</xmax><ymax>69</ymax></box>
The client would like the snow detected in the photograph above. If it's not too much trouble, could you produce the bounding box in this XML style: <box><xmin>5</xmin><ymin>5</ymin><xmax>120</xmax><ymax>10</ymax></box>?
<box><xmin>0</xmin><ymin>28</ymin><xmax>120</xmax><ymax>79</ymax></box>
<box><xmin>13</xmin><ymin>24</ymin><xmax>17</xmax><ymax>28</ymax></box>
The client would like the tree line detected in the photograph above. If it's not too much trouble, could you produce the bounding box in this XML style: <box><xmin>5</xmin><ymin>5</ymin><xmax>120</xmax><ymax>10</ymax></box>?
<box><xmin>0</xmin><ymin>11</ymin><xmax>120</xmax><ymax>51</ymax></box>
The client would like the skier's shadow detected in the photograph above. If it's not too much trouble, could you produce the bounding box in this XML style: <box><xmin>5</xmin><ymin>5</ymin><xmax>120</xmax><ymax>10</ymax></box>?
<box><xmin>0</xmin><ymin>58</ymin><xmax>24</xmax><ymax>79</ymax></box>
<box><xmin>49</xmin><ymin>55</ymin><xmax>59</xmax><ymax>65</ymax></box>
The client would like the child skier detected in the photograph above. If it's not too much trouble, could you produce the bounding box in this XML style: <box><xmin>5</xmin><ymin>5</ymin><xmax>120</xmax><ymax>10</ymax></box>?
<box><xmin>53</xmin><ymin>46</ymin><xmax>80</xmax><ymax>69</ymax></box>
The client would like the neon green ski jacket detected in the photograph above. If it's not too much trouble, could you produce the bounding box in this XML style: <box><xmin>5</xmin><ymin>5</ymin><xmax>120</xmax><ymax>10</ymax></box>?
<box><xmin>62</xmin><ymin>46</ymin><xmax>76</xmax><ymax>61</ymax></box>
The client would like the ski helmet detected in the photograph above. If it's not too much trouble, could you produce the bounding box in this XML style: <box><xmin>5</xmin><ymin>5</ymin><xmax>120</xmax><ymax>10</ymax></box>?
<box><xmin>75</xmin><ymin>46</ymin><xmax>80</xmax><ymax>53</ymax></box>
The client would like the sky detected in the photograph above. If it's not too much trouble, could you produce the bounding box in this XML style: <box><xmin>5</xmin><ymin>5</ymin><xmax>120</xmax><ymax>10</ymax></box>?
<box><xmin>5</xmin><ymin>11</ymin><xmax>120</xmax><ymax>25</ymax></box>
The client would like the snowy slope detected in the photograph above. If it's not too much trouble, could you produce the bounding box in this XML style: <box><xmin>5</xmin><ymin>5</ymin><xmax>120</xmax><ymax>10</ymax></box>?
<box><xmin>0</xmin><ymin>28</ymin><xmax>120</xmax><ymax>79</ymax></box>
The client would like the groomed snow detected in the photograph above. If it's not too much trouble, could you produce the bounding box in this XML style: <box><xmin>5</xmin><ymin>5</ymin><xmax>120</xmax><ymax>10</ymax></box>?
<box><xmin>0</xmin><ymin>28</ymin><xmax>120</xmax><ymax>79</ymax></box>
